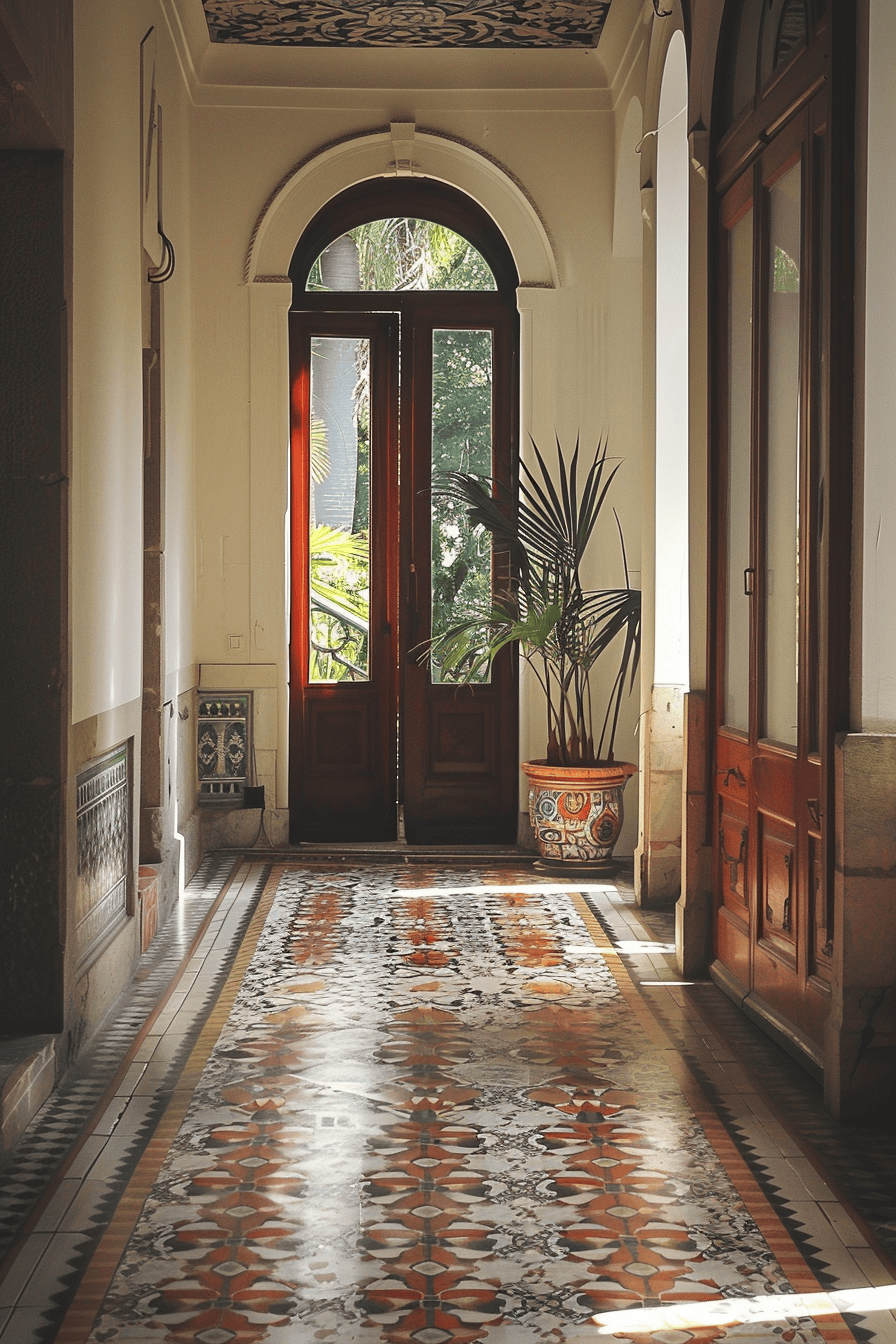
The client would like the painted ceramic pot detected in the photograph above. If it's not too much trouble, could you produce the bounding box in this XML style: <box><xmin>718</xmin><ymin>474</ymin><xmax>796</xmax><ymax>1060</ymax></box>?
<box><xmin>521</xmin><ymin>759</ymin><xmax>637</xmax><ymax>870</ymax></box>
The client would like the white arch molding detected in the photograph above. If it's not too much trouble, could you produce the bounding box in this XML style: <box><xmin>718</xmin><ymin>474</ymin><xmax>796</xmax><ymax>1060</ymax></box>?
<box><xmin>245</xmin><ymin>125</ymin><xmax>558</xmax><ymax>815</ymax></box>
<box><xmin>654</xmin><ymin>30</ymin><xmax>690</xmax><ymax>688</ymax></box>
<box><xmin>245</xmin><ymin>124</ymin><xmax>560</xmax><ymax>288</ymax></box>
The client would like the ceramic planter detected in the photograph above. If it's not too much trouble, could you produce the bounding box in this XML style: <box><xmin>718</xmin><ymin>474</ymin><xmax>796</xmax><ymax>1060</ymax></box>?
<box><xmin>522</xmin><ymin>759</ymin><xmax>637</xmax><ymax>871</ymax></box>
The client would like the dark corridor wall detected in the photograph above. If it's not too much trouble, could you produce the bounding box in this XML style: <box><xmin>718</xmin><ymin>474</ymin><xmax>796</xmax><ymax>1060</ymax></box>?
<box><xmin>0</xmin><ymin>0</ymin><xmax>72</xmax><ymax>1035</ymax></box>
<box><xmin>0</xmin><ymin>150</ymin><xmax>67</xmax><ymax>1033</ymax></box>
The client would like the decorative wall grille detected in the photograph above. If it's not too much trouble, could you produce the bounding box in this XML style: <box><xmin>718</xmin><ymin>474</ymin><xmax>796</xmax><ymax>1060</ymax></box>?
<box><xmin>76</xmin><ymin>745</ymin><xmax>130</xmax><ymax>964</ymax></box>
<box><xmin>198</xmin><ymin>693</ymin><xmax>251</xmax><ymax>805</ymax></box>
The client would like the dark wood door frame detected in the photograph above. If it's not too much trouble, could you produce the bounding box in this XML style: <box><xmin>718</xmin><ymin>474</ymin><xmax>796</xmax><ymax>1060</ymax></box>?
<box><xmin>288</xmin><ymin>292</ymin><xmax>520</xmax><ymax>844</ymax></box>
<box><xmin>400</xmin><ymin>294</ymin><xmax>519</xmax><ymax>844</ymax></box>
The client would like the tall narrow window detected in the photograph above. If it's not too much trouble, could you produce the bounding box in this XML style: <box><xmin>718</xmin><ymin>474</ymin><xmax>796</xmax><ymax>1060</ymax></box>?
<box><xmin>764</xmin><ymin>163</ymin><xmax>802</xmax><ymax>745</ymax></box>
<box><xmin>430</xmin><ymin>328</ymin><xmax>494</xmax><ymax>684</ymax></box>
<box><xmin>308</xmin><ymin>335</ymin><xmax>371</xmax><ymax>682</ymax></box>
<box><xmin>724</xmin><ymin>206</ymin><xmax>753</xmax><ymax>733</ymax></box>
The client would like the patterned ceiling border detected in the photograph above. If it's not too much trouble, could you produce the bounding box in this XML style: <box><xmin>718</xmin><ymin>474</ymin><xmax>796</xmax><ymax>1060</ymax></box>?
<box><xmin>202</xmin><ymin>1</ymin><xmax>611</xmax><ymax>49</ymax></box>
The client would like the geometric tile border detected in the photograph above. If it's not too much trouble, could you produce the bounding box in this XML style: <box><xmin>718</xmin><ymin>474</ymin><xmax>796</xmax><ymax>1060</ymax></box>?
<box><xmin>0</xmin><ymin>855</ymin><xmax>268</xmax><ymax>1344</ymax></box>
<box><xmin>583</xmin><ymin>893</ymin><xmax>896</xmax><ymax>1279</ymax></box>
<box><xmin>571</xmin><ymin>893</ymin><xmax>858</xmax><ymax>1343</ymax></box>
<box><xmin>56</xmin><ymin>863</ymin><xmax>284</xmax><ymax>1344</ymax></box>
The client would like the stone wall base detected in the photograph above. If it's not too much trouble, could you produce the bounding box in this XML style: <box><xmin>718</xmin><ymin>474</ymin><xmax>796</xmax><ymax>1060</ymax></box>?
<box><xmin>824</xmin><ymin>733</ymin><xmax>896</xmax><ymax>1122</ymax></box>
<box><xmin>637</xmin><ymin>686</ymin><xmax>685</xmax><ymax>907</ymax></box>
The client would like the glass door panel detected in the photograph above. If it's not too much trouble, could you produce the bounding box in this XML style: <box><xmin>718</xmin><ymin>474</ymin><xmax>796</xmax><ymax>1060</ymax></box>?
<box><xmin>308</xmin><ymin>335</ymin><xmax>371</xmax><ymax>682</ymax></box>
<box><xmin>764</xmin><ymin>162</ymin><xmax>802</xmax><ymax>746</ymax></box>
<box><xmin>724</xmin><ymin>208</ymin><xmax>754</xmax><ymax>732</ymax></box>
<box><xmin>289</xmin><ymin>312</ymin><xmax>398</xmax><ymax>843</ymax></box>
<box><xmin>430</xmin><ymin>327</ymin><xmax>493</xmax><ymax>685</ymax></box>
<box><xmin>402</xmin><ymin>299</ymin><xmax>518</xmax><ymax>844</ymax></box>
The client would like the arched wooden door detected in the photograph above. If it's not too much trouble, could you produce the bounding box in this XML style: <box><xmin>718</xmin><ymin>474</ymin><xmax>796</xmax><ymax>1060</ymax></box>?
<box><xmin>287</xmin><ymin>183</ymin><xmax>520</xmax><ymax>844</ymax></box>
<box><xmin>710</xmin><ymin>0</ymin><xmax>854</xmax><ymax>1066</ymax></box>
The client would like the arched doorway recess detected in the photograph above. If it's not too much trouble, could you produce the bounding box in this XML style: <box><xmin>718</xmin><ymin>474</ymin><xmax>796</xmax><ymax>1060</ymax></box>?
<box><xmin>288</xmin><ymin>180</ymin><xmax>520</xmax><ymax>843</ymax></box>
<box><xmin>242</xmin><ymin>128</ymin><xmax>559</xmax><ymax>842</ymax></box>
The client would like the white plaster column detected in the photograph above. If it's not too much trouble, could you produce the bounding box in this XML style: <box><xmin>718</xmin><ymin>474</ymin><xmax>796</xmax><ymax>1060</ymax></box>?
<box><xmin>819</xmin><ymin>2</ymin><xmax>896</xmax><ymax>1121</ymax></box>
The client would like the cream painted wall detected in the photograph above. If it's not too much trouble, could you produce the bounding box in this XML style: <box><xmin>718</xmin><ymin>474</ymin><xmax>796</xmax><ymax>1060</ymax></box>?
<box><xmin>860</xmin><ymin>0</ymin><xmax>896</xmax><ymax>731</ymax></box>
<box><xmin>158</xmin><ymin>29</ymin><xmax>196</xmax><ymax>708</ymax></box>
<box><xmin>70</xmin><ymin>0</ymin><xmax>649</xmax><ymax>849</ymax></box>
<box><xmin>72</xmin><ymin>0</ymin><xmax>194</xmax><ymax>725</ymax></box>
<box><xmin>72</xmin><ymin>0</ymin><xmax>144</xmax><ymax>721</ymax></box>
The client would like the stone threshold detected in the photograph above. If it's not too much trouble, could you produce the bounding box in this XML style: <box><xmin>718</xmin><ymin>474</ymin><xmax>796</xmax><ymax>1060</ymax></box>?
<box><xmin>220</xmin><ymin>841</ymin><xmax>539</xmax><ymax>863</ymax></box>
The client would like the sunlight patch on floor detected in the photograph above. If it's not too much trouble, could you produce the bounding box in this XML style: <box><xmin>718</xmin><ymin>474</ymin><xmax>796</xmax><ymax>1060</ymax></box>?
<box><xmin>591</xmin><ymin>1282</ymin><xmax>896</xmax><ymax>1335</ymax></box>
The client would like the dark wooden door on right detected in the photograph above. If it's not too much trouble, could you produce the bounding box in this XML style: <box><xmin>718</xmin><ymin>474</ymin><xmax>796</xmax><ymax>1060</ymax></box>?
<box><xmin>712</xmin><ymin>82</ymin><xmax>836</xmax><ymax>1066</ymax></box>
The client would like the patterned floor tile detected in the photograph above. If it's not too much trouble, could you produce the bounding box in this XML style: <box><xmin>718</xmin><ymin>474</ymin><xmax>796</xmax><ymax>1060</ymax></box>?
<box><xmin>585</xmin><ymin>893</ymin><xmax>896</xmax><ymax>1274</ymax></box>
<box><xmin>0</xmin><ymin>857</ymin><xmax>270</xmax><ymax>1343</ymax></box>
<box><xmin>53</xmin><ymin>864</ymin><xmax>867</xmax><ymax>1344</ymax></box>
<box><xmin>2</xmin><ymin>858</ymin><xmax>895</xmax><ymax>1344</ymax></box>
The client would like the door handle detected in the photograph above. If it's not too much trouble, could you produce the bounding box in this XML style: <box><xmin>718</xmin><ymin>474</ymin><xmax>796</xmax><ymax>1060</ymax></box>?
<box><xmin>719</xmin><ymin>823</ymin><xmax>748</xmax><ymax>895</ymax></box>
<box><xmin>743</xmin><ymin>567</ymin><xmax>755</xmax><ymax>596</ymax></box>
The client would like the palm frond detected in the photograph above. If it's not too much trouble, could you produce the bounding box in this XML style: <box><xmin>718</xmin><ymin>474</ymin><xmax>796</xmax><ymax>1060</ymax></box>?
<box><xmin>427</xmin><ymin>436</ymin><xmax>641</xmax><ymax>766</ymax></box>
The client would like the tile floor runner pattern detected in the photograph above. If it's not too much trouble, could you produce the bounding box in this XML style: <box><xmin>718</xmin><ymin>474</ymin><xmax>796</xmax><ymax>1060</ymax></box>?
<box><xmin>581</xmin><ymin>897</ymin><xmax>896</xmax><ymax>1272</ymax></box>
<box><xmin>65</xmin><ymin>864</ymin><xmax>857</xmax><ymax>1344</ymax></box>
<box><xmin>0</xmin><ymin>854</ymin><xmax>247</xmax><ymax>1266</ymax></box>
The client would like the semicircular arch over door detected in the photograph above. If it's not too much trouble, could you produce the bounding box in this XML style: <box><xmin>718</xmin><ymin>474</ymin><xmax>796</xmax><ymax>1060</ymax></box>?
<box><xmin>288</xmin><ymin>180</ymin><xmax>520</xmax><ymax>844</ymax></box>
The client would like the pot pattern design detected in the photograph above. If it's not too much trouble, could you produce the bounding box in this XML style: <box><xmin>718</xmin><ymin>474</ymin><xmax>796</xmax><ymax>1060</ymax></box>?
<box><xmin>523</xmin><ymin>762</ymin><xmax>636</xmax><ymax>867</ymax></box>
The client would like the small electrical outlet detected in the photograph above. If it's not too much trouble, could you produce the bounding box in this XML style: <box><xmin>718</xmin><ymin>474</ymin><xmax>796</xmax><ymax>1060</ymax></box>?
<box><xmin>243</xmin><ymin>785</ymin><xmax>265</xmax><ymax>810</ymax></box>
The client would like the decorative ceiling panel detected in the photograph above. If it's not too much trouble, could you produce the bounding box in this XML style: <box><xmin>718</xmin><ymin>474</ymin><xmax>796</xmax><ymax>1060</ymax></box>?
<box><xmin>200</xmin><ymin>1</ymin><xmax>612</xmax><ymax>48</ymax></box>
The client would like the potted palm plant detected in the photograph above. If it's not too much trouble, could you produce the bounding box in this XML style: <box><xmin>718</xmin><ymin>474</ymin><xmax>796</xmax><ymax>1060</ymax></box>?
<box><xmin>428</xmin><ymin>436</ymin><xmax>641</xmax><ymax>870</ymax></box>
